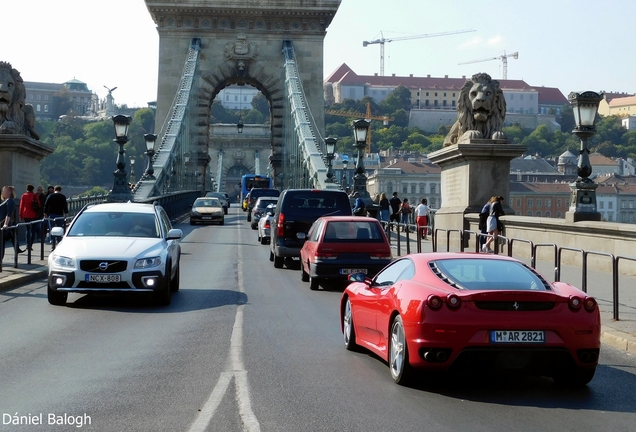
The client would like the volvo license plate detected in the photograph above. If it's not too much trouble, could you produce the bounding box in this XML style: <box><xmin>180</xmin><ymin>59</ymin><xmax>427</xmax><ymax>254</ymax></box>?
<box><xmin>86</xmin><ymin>274</ymin><xmax>121</xmax><ymax>283</ymax></box>
<box><xmin>490</xmin><ymin>330</ymin><xmax>545</xmax><ymax>343</ymax></box>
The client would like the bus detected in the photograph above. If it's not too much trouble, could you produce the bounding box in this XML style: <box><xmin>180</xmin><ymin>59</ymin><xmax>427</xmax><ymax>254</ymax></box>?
<box><xmin>241</xmin><ymin>174</ymin><xmax>273</xmax><ymax>210</ymax></box>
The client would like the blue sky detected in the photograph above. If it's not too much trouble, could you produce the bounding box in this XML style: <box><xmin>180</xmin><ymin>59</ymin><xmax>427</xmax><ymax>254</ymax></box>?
<box><xmin>5</xmin><ymin>0</ymin><xmax>635</xmax><ymax>107</ymax></box>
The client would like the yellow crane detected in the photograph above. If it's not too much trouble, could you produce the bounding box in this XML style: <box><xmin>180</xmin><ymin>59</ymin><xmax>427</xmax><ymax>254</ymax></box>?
<box><xmin>458</xmin><ymin>51</ymin><xmax>518</xmax><ymax>80</ymax></box>
<box><xmin>363</xmin><ymin>29</ymin><xmax>476</xmax><ymax>76</ymax></box>
<box><xmin>325</xmin><ymin>102</ymin><xmax>394</xmax><ymax>154</ymax></box>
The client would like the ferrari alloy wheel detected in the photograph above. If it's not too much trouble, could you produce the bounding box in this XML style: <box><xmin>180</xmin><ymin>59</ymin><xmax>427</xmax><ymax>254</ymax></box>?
<box><xmin>343</xmin><ymin>298</ymin><xmax>359</xmax><ymax>351</ymax></box>
<box><xmin>390</xmin><ymin>315</ymin><xmax>413</xmax><ymax>385</ymax></box>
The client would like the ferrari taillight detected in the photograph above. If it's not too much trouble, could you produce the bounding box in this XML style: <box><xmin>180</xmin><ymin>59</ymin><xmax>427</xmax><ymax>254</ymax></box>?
<box><xmin>446</xmin><ymin>294</ymin><xmax>461</xmax><ymax>310</ymax></box>
<box><xmin>277</xmin><ymin>212</ymin><xmax>285</xmax><ymax>238</ymax></box>
<box><xmin>427</xmin><ymin>295</ymin><xmax>443</xmax><ymax>310</ymax></box>
<box><xmin>583</xmin><ymin>296</ymin><xmax>597</xmax><ymax>312</ymax></box>
<box><xmin>569</xmin><ymin>296</ymin><xmax>583</xmax><ymax>311</ymax></box>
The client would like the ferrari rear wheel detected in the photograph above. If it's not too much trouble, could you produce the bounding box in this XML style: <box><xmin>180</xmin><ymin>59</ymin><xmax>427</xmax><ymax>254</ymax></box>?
<box><xmin>390</xmin><ymin>315</ymin><xmax>414</xmax><ymax>385</ymax></box>
<box><xmin>343</xmin><ymin>298</ymin><xmax>359</xmax><ymax>351</ymax></box>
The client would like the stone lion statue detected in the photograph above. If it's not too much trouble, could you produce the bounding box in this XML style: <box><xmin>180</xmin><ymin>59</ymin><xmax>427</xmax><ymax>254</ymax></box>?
<box><xmin>443</xmin><ymin>72</ymin><xmax>507</xmax><ymax>146</ymax></box>
<box><xmin>0</xmin><ymin>61</ymin><xmax>39</xmax><ymax>140</ymax></box>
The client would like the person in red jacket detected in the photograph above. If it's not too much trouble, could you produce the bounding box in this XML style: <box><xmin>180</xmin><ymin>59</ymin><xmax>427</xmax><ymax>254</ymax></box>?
<box><xmin>19</xmin><ymin>184</ymin><xmax>40</xmax><ymax>250</ymax></box>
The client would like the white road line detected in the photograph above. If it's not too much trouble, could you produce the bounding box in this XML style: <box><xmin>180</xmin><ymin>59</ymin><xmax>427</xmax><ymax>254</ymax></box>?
<box><xmin>188</xmin><ymin>220</ymin><xmax>260</xmax><ymax>432</ymax></box>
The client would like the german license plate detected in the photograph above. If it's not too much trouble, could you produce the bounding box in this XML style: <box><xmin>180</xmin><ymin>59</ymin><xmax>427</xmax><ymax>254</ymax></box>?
<box><xmin>202</xmin><ymin>216</ymin><xmax>212</xmax><ymax>220</ymax></box>
<box><xmin>340</xmin><ymin>268</ymin><xmax>367</xmax><ymax>275</ymax></box>
<box><xmin>86</xmin><ymin>274</ymin><xmax>121</xmax><ymax>283</ymax></box>
<box><xmin>490</xmin><ymin>330</ymin><xmax>545</xmax><ymax>343</ymax></box>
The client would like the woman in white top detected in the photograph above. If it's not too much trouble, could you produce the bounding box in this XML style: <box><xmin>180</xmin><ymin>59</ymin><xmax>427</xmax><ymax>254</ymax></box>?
<box><xmin>414</xmin><ymin>198</ymin><xmax>429</xmax><ymax>239</ymax></box>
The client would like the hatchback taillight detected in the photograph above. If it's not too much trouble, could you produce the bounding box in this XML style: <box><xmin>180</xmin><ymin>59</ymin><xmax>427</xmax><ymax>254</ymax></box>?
<box><xmin>264</xmin><ymin>220</ymin><xmax>271</xmax><ymax>228</ymax></box>
<box><xmin>369</xmin><ymin>252</ymin><xmax>392</xmax><ymax>260</ymax></box>
<box><xmin>315</xmin><ymin>252</ymin><xmax>338</xmax><ymax>261</ymax></box>
<box><xmin>277</xmin><ymin>213</ymin><xmax>285</xmax><ymax>237</ymax></box>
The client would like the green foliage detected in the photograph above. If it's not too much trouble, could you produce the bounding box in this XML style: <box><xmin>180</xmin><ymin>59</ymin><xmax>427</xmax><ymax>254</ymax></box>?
<box><xmin>251</xmin><ymin>93</ymin><xmax>270</xmax><ymax>117</ymax></box>
<box><xmin>38</xmin><ymin>109</ymin><xmax>156</xmax><ymax>188</ymax></box>
<box><xmin>77</xmin><ymin>186</ymin><xmax>109</xmax><ymax>197</ymax></box>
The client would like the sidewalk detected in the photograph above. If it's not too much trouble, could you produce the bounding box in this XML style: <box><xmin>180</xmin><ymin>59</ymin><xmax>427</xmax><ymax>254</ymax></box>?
<box><xmin>2</xmin><ymin>235</ymin><xmax>635</xmax><ymax>355</ymax></box>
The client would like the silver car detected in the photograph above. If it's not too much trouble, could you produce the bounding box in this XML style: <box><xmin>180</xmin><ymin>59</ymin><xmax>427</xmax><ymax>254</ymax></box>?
<box><xmin>47</xmin><ymin>202</ymin><xmax>182</xmax><ymax>306</ymax></box>
<box><xmin>257</xmin><ymin>204</ymin><xmax>276</xmax><ymax>245</ymax></box>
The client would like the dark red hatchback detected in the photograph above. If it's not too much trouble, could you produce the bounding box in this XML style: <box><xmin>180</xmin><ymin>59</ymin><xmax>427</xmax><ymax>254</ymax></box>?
<box><xmin>299</xmin><ymin>216</ymin><xmax>392</xmax><ymax>290</ymax></box>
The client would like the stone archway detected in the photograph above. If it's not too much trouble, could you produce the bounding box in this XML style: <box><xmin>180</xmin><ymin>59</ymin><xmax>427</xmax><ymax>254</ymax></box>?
<box><xmin>145</xmin><ymin>1</ymin><xmax>340</xmax><ymax>181</ymax></box>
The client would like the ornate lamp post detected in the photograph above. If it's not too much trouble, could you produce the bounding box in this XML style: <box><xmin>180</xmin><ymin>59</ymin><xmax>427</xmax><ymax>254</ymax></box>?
<box><xmin>341</xmin><ymin>159</ymin><xmax>349</xmax><ymax>191</ymax></box>
<box><xmin>107</xmin><ymin>114</ymin><xmax>133</xmax><ymax>202</ymax></box>
<box><xmin>129</xmin><ymin>156</ymin><xmax>136</xmax><ymax>185</ymax></box>
<box><xmin>565</xmin><ymin>91</ymin><xmax>603</xmax><ymax>223</ymax></box>
<box><xmin>352</xmin><ymin>119</ymin><xmax>371</xmax><ymax>197</ymax></box>
<box><xmin>325</xmin><ymin>137</ymin><xmax>337</xmax><ymax>183</ymax></box>
<box><xmin>144</xmin><ymin>133</ymin><xmax>157</xmax><ymax>179</ymax></box>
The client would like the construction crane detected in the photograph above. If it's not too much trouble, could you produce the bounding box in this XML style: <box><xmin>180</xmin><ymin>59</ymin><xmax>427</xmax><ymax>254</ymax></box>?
<box><xmin>458</xmin><ymin>51</ymin><xmax>518</xmax><ymax>80</ymax></box>
<box><xmin>325</xmin><ymin>102</ymin><xmax>394</xmax><ymax>154</ymax></box>
<box><xmin>363</xmin><ymin>29</ymin><xmax>476</xmax><ymax>76</ymax></box>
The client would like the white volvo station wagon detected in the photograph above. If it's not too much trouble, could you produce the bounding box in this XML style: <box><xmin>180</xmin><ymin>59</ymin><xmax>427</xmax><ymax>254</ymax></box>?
<box><xmin>47</xmin><ymin>202</ymin><xmax>182</xmax><ymax>306</ymax></box>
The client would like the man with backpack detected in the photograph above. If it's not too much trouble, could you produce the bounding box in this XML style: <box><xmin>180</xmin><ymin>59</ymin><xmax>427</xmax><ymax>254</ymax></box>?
<box><xmin>19</xmin><ymin>184</ymin><xmax>40</xmax><ymax>250</ymax></box>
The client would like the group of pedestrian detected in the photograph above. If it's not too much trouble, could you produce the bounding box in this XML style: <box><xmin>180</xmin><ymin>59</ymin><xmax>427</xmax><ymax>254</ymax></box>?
<box><xmin>1</xmin><ymin>184</ymin><xmax>68</xmax><ymax>259</ymax></box>
<box><xmin>374</xmin><ymin>192</ymin><xmax>430</xmax><ymax>237</ymax></box>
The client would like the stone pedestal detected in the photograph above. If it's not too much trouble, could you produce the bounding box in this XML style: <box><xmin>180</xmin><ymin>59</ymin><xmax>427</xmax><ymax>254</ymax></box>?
<box><xmin>427</xmin><ymin>140</ymin><xmax>526</xmax><ymax>233</ymax></box>
<box><xmin>0</xmin><ymin>135</ymin><xmax>54</xmax><ymax>188</ymax></box>
<box><xmin>565</xmin><ymin>180</ymin><xmax>601</xmax><ymax>222</ymax></box>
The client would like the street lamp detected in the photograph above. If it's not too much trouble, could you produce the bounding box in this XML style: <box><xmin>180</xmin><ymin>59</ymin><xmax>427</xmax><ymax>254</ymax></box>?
<box><xmin>565</xmin><ymin>91</ymin><xmax>603</xmax><ymax>223</ymax></box>
<box><xmin>352</xmin><ymin>119</ymin><xmax>371</xmax><ymax>194</ymax></box>
<box><xmin>144</xmin><ymin>133</ymin><xmax>157</xmax><ymax>179</ymax></box>
<box><xmin>107</xmin><ymin>114</ymin><xmax>133</xmax><ymax>202</ymax></box>
<box><xmin>325</xmin><ymin>137</ymin><xmax>337</xmax><ymax>183</ymax></box>
<box><xmin>129</xmin><ymin>156</ymin><xmax>136</xmax><ymax>185</ymax></box>
<box><xmin>341</xmin><ymin>159</ymin><xmax>349</xmax><ymax>191</ymax></box>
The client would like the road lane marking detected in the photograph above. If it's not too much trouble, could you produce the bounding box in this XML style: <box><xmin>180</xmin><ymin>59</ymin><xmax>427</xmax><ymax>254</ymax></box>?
<box><xmin>188</xmin><ymin>222</ymin><xmax>260</xmax><ymax>432</ymax></box>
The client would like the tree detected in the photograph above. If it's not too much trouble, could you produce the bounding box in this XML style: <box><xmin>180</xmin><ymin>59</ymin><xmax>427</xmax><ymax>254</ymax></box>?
<box><xmin>379</xmin><ymin>85</ymin><xmax>412</xmax><ymax>113</ymax></box>
<box><xmin>251</xmin><ymin>93</ymin><xmax>270</xmax><ymax>118</ymax></box>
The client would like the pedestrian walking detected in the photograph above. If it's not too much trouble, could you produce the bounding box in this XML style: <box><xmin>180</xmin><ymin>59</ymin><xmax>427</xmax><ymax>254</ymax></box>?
<box><xmin>414</xmin><ymin>198</ymin><xmax>430</xmax><ymax>239</ymax></box>
<box><xmin>18</xmin><ymin>184</ymin><xmax>40</xmax><ymax>250</ymax></box>
<box><xmin>378</xmin><ymin>193</ymin><xmax>390</xmax><ymax>224</ymax></box>
<box><xmin>389</xmin><ymin>192</ymin><xmax>401</xmax><ymax>230</ymax></box>
<box><xmin>398</xmin><ymin>198</ymin><xmax>412</xmax><ymax>232</ymax></box>
<box><xmin>43</xmin><ymin>185</ymin><xmax>68</xmax><ymax>244</ymax></box>
<box><xmin>479</xmin><ymin>197</ymin><xmax>494</xmax><ymax>249</ymax></box>
<box><xmin>483</xmin><ymin>196</ymin><xmax>505</xmax><ymax>253</ymax></box>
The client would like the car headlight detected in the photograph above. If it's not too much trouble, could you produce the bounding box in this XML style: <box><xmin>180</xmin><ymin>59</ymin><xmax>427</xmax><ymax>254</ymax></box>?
<box><xmin>51</xmin><ymin>254</ymin><xmax>74</xmax><ymax>268</ymax></box>
<box><xmin>191</xmin><ymin>210</ymin><xmax>200</xmax><ymax>216</ymax></box>
<box><xmin>134</xmin><ymin>257</ymin><xmax>162</xmax><ymax>269</ymax></box>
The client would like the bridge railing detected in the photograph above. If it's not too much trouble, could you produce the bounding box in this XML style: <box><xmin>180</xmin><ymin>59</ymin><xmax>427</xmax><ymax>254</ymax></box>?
<box><xmin>133</xmin><ymin>38</ymin><xmax>202</xmax><ymax>199</ymax></box>
<box><xmin>282</xmin><ymin>41</ymin><xmax>339</xmax><ymax>191</ymax></box>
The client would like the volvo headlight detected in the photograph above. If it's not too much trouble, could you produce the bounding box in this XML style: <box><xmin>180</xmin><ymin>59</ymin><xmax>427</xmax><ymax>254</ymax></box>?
<box><xmin>51</xmin><ymin>254</ymin><xmax>74</xmax><ymax>268</ymax></box>
<box><xmin>134</xmin><ymin>257</ymin><xmax>162</xmax><ymax>269</ymax></box>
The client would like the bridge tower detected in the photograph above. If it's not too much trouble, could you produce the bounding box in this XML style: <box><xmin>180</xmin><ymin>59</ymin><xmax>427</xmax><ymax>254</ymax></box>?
<box><xmin>144</xmin><ymin>0</ymin><xmax>341</xmax><ymax>189</ymax></box>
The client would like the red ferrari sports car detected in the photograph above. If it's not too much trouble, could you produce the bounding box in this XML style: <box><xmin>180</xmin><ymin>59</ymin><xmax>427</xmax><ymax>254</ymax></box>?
<box><xmin>340</xmin><ymin>253</ymin><xmax>600</xmax><ymax>386</ymax></box>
